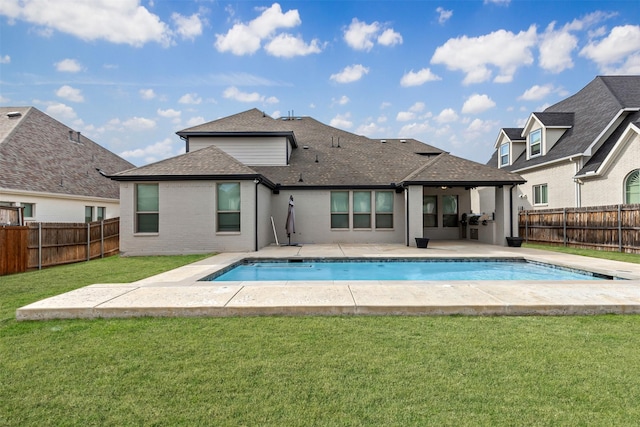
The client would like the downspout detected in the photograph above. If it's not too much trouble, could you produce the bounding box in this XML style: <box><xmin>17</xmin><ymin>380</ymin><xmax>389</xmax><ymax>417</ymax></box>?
<box><xmin>509</xmin><ymin>184</ymin><xmax>516</xmax><ymax>237</ymax></box>
<box><xmin>405</xmin><ymin>187</ymin><xmax>409</xmax><ymax>246</ymax></box>
<box><xmin>254</xmin><ymin>179</ymin><xmax>260</xmax><ymax>251</ymax></box>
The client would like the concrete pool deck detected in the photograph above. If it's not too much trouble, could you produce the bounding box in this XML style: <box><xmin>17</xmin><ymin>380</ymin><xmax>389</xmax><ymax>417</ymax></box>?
<box><xmin>16</xmin><ymin>241</ymin><xmax>640</xmax><ymax>320</ymax></box>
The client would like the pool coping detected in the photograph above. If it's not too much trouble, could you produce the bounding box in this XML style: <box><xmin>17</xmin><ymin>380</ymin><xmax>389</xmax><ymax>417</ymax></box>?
<box><xmin>16</xmin><ymin>241</ymin><xmax>640</xmax><ymax>320</ymax></box>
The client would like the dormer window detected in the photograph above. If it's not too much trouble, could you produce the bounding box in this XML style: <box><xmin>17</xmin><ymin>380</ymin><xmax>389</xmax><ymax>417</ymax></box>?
<box><xmin>529</xmin><ymin>129</ymin><xmax>541</xmax><ymax>157</ymax></box>
<box><xmin>499</xmin><ymin>143</ymin><xmax>509</xmax><ymax>166</ymax></box>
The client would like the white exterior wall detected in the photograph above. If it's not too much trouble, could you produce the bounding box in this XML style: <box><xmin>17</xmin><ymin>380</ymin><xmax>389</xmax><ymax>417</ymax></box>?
<box><xmin>270</xmin><ymin>189</ymin><xmax>406</xmax><ymax>245</ymax></box>
<box><xmin>519</xmin><ymin>161</ymin><xmax>577</xmax><ymax>209</ymax></box>
<box><xmin>119</xmin><ymin>180</ymin><xmax>257</xmax><ymax>255</ymax></box>
<box><xmin>188</xmin><ymin>136</ymin><xmax>290</xmax><ymax>166</ymax></box>
<box><xmin>580</xmin><ymin>131</ymin><xmax>640</xmax><ymax>206</ymax></box>
<box><xmin>0</xmin><ymin>189</ymin><xmax>120</xmax><ymax>222</ymax></box>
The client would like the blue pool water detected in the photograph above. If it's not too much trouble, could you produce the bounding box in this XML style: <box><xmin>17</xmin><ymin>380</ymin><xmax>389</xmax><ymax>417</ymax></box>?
<box><xmin>205</xmin><ymin>259</ymin><xmax>608</xmax><ymax>282</ymax></box>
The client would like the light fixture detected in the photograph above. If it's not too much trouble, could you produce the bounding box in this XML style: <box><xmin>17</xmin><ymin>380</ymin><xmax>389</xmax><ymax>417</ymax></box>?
<box><xmin>441</xmin><ymin>186</ymin><xmax>448</xmax><ymax>190</ymax></box>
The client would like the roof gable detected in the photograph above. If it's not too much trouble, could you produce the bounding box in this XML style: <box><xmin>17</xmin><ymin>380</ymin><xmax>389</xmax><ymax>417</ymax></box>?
<box><xmin>0</xmin><ymin>107</ymin><xmax>134</xmax><ymax>199</ymax></box>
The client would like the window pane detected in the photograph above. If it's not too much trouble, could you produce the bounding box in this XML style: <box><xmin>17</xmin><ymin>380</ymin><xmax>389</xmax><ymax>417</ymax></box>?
<box><xmin>541</xmin><ymin>185</ymin><xmax>548</xmax><ymax>203</ymax></box>
<box><xmin>376</xmin><ymin>192</ymin><xmax>393</xmax><ymax>213</ymax></box>
<box><xmin>97</xmin><ymin>207</ymin><xmax>105</xmax><ymax>221</ymax></box>
<box><xmin>354</xmin><ymin>213</ymin><xmax>371</xmax><ymax>228</ymax></box>
<box><xmin>500</xmin><ymin>143</ymin><xmax>509</xmax><ymax>166</ymax></box>
<box><xmin>530</xmin><ymin>129</ymin><xmax>541</xmax><ymax>156</ymax></box>
<box><xmin>137</xmin><ymin>184</ymin><xmax>159</xmax><ymax>211</ymax></box>
<box><xmin>443</xmin><ymin>215</ymin><xmax>458</xmax><ymax>227</ymax></box>
<box><xmin>218</xmin><ymin>183</ymin><xmax>240</xmax><ymax>211</ymax></box>
<box><xmin>137</xmin><ymin>213</ymin><xmax>158</xmax><ymax>232</ymax></box>
<box><xmin>443</xmin><ymin>195</ymin><xmax>458</xmax><ymax>215</ymax></box>
<box><xmin>331</xmin><ymin>192</ymin><xmax>349</xmax><ymax>213</ymax></box>
<box><xmin>376</xmin><ymin>213</ymin><xmax>393</xmax><ymax>229</ymax></box>
<box><xmin>423</xmin><ymin>195</ymin><xmax>436</xmax><ymax>214</ymax></box>
<box><xmin>353</xmin><ymin>191</ymin><xmax>371</xmax><ymax>213</ymax></box>
<box><xmin>331</xmin><ymin>213</ymin><xmax>349</xmax><ymax>229</ymax></box>
<box><xmin>22</xmin><ymin>203</ymin><xmax>33</xmax><ymax>217</ymax></box>
<box><xmin>626</xmin><ymin>170</ymin><xmax>639</xmax><ymax>204</ymax></box>
<box><xmin>85</xmin><ymin>206</ymin><xmax>93</xmax><ymax>223</ymax></box>
<box><xmin>218</xmin><ymin>212</ymin><xmax>240</xmax><ymax>232</ymax></box>
<box><xmin>423</xmin><ymin>214</ymin><xmax>437</xmax><ymax>227</ymax></box>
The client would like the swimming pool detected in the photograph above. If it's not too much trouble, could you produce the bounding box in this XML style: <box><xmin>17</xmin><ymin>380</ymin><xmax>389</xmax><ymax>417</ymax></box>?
<box><xmin>202</xmin><ymin>258</ymin><xmax>612</xmax><ymax>282</ymax></box>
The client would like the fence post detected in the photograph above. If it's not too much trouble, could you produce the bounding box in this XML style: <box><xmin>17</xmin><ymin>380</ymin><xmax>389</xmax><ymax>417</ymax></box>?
<box><xmin>563</xmin><ymin>207</ymin><xmax>567</xmax><ymax>247</ymax></box>
<box><xmin>87</xmin><ymin>222</ymin><xmax>91</xmax><ymax>261</ymax></box>
<box><xmin>525</xmin><ymin>211</ymin><xmax>528</xmax><ymax>242</ymax></box>
<box><xmin>100</xmin><ymin>220</ymin><xmax>104</xmax><ymax>258</ymax></box>
<box><xmin>618</xmin><ymin>204</ymin><xmax>623</xmax><ymax>253</ymax></box>
<box><xmin>38</xmin><ymin>222</ymin><xmax>42</xmax><ymax>270</ymax></box>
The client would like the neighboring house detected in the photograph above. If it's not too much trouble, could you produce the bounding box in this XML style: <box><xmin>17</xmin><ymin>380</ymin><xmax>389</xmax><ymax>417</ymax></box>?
<box><xmin>0</xmin><ymin>107</ymin><xmax>135</xmax><ymax>223</ymax></box>
<box><xmin>488</xmin><ymin>75</ymin><xmax>640</xmax><ymax>209</ymax></box>
<box><xmin>111</xmin><ymin>109</ymin><xmax>524</xmax><ymax>255</ymax></box>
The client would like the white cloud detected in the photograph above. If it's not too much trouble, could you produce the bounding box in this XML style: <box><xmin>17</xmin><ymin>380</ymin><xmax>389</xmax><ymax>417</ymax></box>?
<box><xmin>431</xmin><ymin>25</ymin><xmax>537</xmax><ymax>84</ymax></box>
<box><xmin>538</xmin><ymin>22</ymin><xmax>578</xmax><ymax>73</ymax></box>
<box><xmin>518</xmin><ymin>84</ymin><xmax>554</xmax><ymax>101</ymax></box>
<box><xmin>1</xmin><ymin>0</ymin><xmax>172</xmax><ymax>47</ymax></box>
<box><xmin>329</xmin><ymin>112</ymin><xmax>353</xmax><ymax>129</ymax></box>
<box><xmin>55</xmin><ymin>58</ymin><xmax>83</xmax><ymax>72</ymax></box>
<box><xmin>399</xmin><ymin>122</ymin><xmax>432</xmax><ymax>137</ymax></box>
<box><xmin>377</xmin><ymin>28</ymin><xmax>402</xmax><ymax>47</ymax></box>
<box><xmin>461</xmin><ymin>94</ymin><xmax>495</xmax><ymax>114</ymax></box>
<box><xmin>222</xmin><ymin>86</ymin><xmax>278</xmax><ymax>104</ymax></box>
<box><xmin>139</xmin><ymin>88</ymin><xmax>156</xmax><ymax>100</ymax></box>
<box><xmin>330</xmin><ymin>64</ymin><xmax>369</xmax><ymax>83</ymax></box>
<box><xmin>157</xmin><ymin>108</ymin><xmax>181</xmax><ymax>119</ymax></box>
<box><xmin>0</xmin><ymin>55</ymin><xmax>10</xmax><ymax>64</ymax></box>
<box><xmin>580</xmin><ymin>25</ymin><xmax>640</xmax><ymax>74</ymax></box>
<box><xmin>344</xmin><ymin>18</ymin><xmax>402</xmax><ymax>51</ymax></box>
<box><xmin>344</xmin><ymin>18</ymin><xmax>379</xmax><ymax>51</ymax></box>
<box><xmin>466</xmin><ymin>118</ymin><xmax>496</xmax><ymax>134</ymax></box>
<box><xmin>264</xmin><ymin>33</ymin><xmax>323</xmax><ymax>57</ymax></box>
<box><xmin>171</xmin><ymin>12</ymin><xmax>203</xmax><ymax>41</ymax></box>
<box><xmin>396</xmin><ymin>102</ymin><xmax>427</xmax><ymax>122</ymax></box>
<box><xmin>436</xmin><ymin>7</ymin><xmax>453</xmax><ymax>24</ymax></box>
<box><xmin>400</xmin><ymin>68</ymin><xmax>441</xmax><ymax>87</ymax></box>
<box><xmin>55</xmin><ymin>85</ymin><xmax>84</xmax><ymax>102</ymax></box>
<box><xmin>178</xmin><ymin>93</ymin><xmax>202</xmax><ymax>104</ymax></box>
<box><xmin>120</xmin><ymin>137</ymin><xmax>183</xmax><ymax>164</ymax></box>
<box><xmin>122</xmin><ymin>116</ymin><xmax>156</xmax><ymax>131</ymax></box>
<box><xmin>356</xmin><ymin>121</ymin><xmax>387</xmax><ymax>136</ymax></box>
<box><xmin>215</xmin><ymin>3</ymin><xmax>303</xmax><ymax>56</ymax></box>
<box><xmin>186</xmin><ymin>116</ymin><xmax>205</xmax><ymax>127</ymax></box>
<box><xmin>332</xmin><ymin>95</ymin><xmax>350</xmax><ymax>106</ymax></box>
<box><xmin>45</xmin><ymin>102</ymin><xmax>77</xmax><ymax>121</ymax></box>
<box><xmin>435</xmin><ymin>108</ymin><xmax>459</xmax><ymax>123</ymax></box>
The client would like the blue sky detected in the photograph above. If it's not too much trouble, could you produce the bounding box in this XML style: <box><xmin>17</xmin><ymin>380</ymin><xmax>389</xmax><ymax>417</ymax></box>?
<box><xmin>1</xmin><ymin>0</ymin><xmax>639</xmax><ymax>166</ymax></box>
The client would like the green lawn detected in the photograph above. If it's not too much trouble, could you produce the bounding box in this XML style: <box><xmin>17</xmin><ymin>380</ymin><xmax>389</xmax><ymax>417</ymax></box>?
<box><xmin>2</xmin><ymin>253</ymin><xmax>640</xmax><ymax>426</ymax></box>
<box><xmin>523</xmin><ymin>242</ymin><xmax>640</xmax><ymax>264</ymax></box>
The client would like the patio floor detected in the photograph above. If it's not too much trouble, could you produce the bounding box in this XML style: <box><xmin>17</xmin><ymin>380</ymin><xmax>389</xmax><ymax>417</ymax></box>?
<box><xmin>16</xmin><ymin>241</ymin><xmax>640</xmax><ymax>320</ymax></box>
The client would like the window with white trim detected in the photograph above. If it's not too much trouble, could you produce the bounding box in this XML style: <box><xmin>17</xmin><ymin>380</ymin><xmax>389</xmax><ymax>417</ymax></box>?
<box><xmin>533</xmin><ymin>184</ymin><xmax>548</xmax><ymax>205</ymax></box>
<box><xmin>136</xmin><ymin>183</ymin><xmax>159</xmax><ymax>233</ymax></box>
<box><xmin>529</xmin><ymin>129</ymin><xmax>541</xmax><ymax>157</ymax></box>
<box><xmin>21</xmin><ymin>203</ymin><xmax>34</xmax><ymax>218</ymax></box>
<box><xmin>442</xmin><ymin>195</ymin><xmax>458</xmax><ymax>227</ymax></box>
<box><xmin>85</xmin><ymin>206</ymin><xmax>94</xmax><ymax>223</ymax></box>
<box><xmin>625</xmin><ymin>170</ymin><xmax>640</xmax><ymax>204</ymax></box>
<box><xmin>375</xmin><ymin>191</ymin><xmax>394</xmax><ymax>229</ymax></box>
<box><xmin>499</xmin><ymin>143</ymin><xmax>509</xmax><ymax>166</ymax></box>
<box><xmin>423</xmin><ymin>195</ymin><xmax>437</xmax><ymax>227</ymax></box>
<box><xmin>353</xmin><ymin>191</ymin><xmax>371</xmax><ymax>229</ymax></box>
<box><xmin>217</xmin><ymin>183</ymin><xmax>241</xmax><ymax>232</ymax></box>
<box><xmin>97</xmin><ymin>207</ymin><xmax>106</xmax><ymax>221</ymax></box>
<box><xmin>330</xmin><ymin>191</ymin><xmax>349</xmax><ymax>229</ymax></box>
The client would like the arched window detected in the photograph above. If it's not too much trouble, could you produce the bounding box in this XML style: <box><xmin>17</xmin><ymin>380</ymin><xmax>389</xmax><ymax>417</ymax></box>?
<box><xmin>626</xmin><ymin>170</ymin><xmax>640</xmax><ymax>204</ymax></box>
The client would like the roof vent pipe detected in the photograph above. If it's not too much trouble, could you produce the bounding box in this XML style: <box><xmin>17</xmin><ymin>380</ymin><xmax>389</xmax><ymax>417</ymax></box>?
<box><xmin>77</xmin><ymin>131</ymin><xmax>81</xmax><ymax>142</ymax></box>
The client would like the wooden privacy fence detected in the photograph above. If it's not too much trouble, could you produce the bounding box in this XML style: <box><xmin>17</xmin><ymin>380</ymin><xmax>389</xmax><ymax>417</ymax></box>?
<box><xmin>519</xmin><ymin>204</ymin><xmax>640</xmax><ymax>254</ymax></box>
<box><xmin>0</xmin><ymin>218</ymin><xmax>120</xmax><ymax>275</ymax></box>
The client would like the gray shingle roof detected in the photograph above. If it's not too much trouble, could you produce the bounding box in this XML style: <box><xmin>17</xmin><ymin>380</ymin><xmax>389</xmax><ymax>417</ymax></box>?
<box><xmin>114</xmin><ymin>108</ymin><xmax>524</xmax><ymax>188</ymax></box>
<box><xmin>503</xmin><ymin>128</ymin><xmax>524</xmax><ymax>141</ymax></box>
<box><xmin>533</xmin><ymin>112</ymin><xmax>574</xmax><ymax>127</ymax></box>
<box><xmin>497</xmin><ymin>75</ymin><xmax>640</xmax><ymax>172</ymax></box>
<box><xmin>0</xmin><ymin>107</ymin><xmax>135</xmax><ymax>199</ymax></box>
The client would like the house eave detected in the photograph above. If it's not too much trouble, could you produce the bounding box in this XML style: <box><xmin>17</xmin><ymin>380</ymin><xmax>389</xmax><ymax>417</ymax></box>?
<box><xmin>401</xmin><ymin>180</ymin><xmax>526</xmax><ymax>187</ymax></box>
<box><xmin>109</xmin><ymin>173</ymin><xmax>277</xmax><ymax>189</ymax></box>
